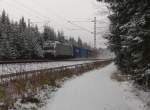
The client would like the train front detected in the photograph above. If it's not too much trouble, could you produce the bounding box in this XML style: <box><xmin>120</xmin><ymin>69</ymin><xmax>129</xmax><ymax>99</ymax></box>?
<box><xmin>43</xmin><ymin>41</ymin><xmax>56</xmax><ymax>58</ymax></box>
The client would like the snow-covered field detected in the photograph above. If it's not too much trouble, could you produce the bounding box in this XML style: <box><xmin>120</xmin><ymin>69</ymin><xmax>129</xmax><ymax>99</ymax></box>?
<box><xmin>41</xmin><ymin>63</ymin><xmax>148</xmax><ymax>110</ymax></box>
<box><xmin>0</xmin><ymin>61</ymin><xmax>94</xmax><ymax>75</ymax></box>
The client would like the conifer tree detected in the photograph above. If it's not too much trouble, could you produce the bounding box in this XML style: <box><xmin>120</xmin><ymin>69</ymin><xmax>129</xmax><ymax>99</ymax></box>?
<box><xmin>97</xmin><ymin>0</ymin><xmax>150</xmax><ymax>87</ymax></box>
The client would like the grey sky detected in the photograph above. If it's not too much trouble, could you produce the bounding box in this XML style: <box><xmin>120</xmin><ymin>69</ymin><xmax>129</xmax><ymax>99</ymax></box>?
<box><xmin>0</xmin><ymin>0</ymin><xmax>110</xmax><ymax>48</ymax></box>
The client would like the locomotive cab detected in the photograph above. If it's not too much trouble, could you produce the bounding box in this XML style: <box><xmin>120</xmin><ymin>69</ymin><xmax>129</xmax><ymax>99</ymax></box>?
<box><xmin>43</xmin><ymin>41</ymin><xmax>57</xmax><ymax>58</ymax></box>
<box><xmin>43</xmin><ymin>41</ymin><xmax>73</xmax><ymax>58</ymax></box>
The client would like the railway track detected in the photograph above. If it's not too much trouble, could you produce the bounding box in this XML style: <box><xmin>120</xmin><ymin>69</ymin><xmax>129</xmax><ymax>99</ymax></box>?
<box><xmin>0</xmin><ymin>59</ymin><xmax>113</xmax><ymax>75</ymax></box>
<box><xmin>0</xmin><ymin>59</ymin><xmax>112</xmax><ymax>83</ymax></box>
<box><xmin>0</xmin><ymin>58</ymin><xmax>112</xmax><ymax>64</ymax></box>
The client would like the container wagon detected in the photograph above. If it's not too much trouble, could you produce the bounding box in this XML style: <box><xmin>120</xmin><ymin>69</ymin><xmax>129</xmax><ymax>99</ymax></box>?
<box><xmin>79</xmin><ymin>48</ymin><xmax>89</xmax><ymax>58</ymax></box>
<box><xmin>73</xmin><ymin>46</ymin><xmax>80</xmax><ymax>58</ymax></box>
<box><xmin>73</xmin><ymin>46</ymin><xmax>90</xmax><ymax>58</ymax></box>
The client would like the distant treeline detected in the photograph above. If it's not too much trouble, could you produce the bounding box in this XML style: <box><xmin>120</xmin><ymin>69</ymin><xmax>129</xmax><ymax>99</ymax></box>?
<box><xmin>97</xmin><ymin>0</ymin><xmax>150</xmax><ymax>88</ymax></box>
<box><xmin>0</xmin><ymin>10</ymin><xmax>91</xmax><ymax>60</ymax></box>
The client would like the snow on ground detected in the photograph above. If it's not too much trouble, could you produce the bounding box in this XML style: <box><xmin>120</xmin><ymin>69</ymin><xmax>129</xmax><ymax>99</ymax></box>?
<box><xmin>0</xmin><ymin>61</ymin><xmax>94</xmax><ymax>75</ymax></box>
<box><xmin>41</xmin><ymin>63</ymin><xmax>148</xmax><ymax>110</ymax></box>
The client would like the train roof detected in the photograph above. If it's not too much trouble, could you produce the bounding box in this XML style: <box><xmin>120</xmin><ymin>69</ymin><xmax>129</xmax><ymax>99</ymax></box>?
<box><xmin>44</xmin><ymin>40</ymin><xmax>72</xmax><ymax>46</ymax></box>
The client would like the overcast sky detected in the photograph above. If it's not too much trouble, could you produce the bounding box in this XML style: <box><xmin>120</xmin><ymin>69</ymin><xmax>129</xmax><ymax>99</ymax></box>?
<box><xmin>0</xmin><ymin>0</ymin><xmax>110</xmax><ymax>48</ymax></box>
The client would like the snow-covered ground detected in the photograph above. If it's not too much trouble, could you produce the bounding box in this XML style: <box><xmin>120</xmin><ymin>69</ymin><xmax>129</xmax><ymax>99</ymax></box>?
<box><xmin>0</xmin><ymin>61</ymin><xmax>94</xmax><ymax>75</ymax></box>
<box><xmin>41</xmin><ymin>63</ymin><xmax>148</xmax><ymax>110</ymax></box>
<box><xmin>98</xmin><ymin>49</ymin><xmax>115</xmax><ymax>59</ymax></box>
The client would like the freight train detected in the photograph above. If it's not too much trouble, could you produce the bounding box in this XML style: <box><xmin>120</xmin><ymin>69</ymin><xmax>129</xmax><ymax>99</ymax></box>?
<box><xmin>43</xmin><ymin>41</ymin><xmax>90</xmax><ymax>58</ymax></box>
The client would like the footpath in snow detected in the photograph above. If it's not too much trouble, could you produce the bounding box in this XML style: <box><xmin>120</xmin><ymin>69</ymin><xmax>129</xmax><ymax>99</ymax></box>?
<box><xmin>41</xmin><ymin>63</ymin><xmax>148</xmax><ymax>110</ymax></box>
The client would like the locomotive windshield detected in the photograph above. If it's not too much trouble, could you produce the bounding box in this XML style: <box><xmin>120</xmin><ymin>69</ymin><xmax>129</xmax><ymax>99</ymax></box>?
<box><xmin>43</xmin><ymin>46</ymin><xmax>54</xmax><ymax>50</ymax></box>
<box><xmin>43</xmin><ymin>41</ymin><xmax>55</xmax><ymax>50</ymax></box>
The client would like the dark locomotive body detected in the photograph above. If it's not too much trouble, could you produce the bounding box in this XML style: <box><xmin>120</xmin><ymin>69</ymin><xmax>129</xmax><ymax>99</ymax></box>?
<box><xmin>43</xmin><ymin>41</ymin><xmax>90</xmax><ymax>59</ymax></box>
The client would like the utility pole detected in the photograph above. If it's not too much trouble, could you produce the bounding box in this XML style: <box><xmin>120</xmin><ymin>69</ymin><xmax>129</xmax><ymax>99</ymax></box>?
<box><xmin>66</xmin><ymin>17</ymin><xmax>98</xmax><ymax>48</ymax></box>
<box><xmin>94</xmin><ymin>17</ymin><xmax>97</xmax><ymax>49</ymax></box>
<box><xmin>28</xmin><ymin>19</ymin><xmax>31</xmax><ymax>27</ymax></box>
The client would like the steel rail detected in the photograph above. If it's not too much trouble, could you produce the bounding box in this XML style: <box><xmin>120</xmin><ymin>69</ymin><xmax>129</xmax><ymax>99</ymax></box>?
<box><xmin>0</xmin><ymin>60</ymin><xmax>112</xmax><ymax>83</ymax></box>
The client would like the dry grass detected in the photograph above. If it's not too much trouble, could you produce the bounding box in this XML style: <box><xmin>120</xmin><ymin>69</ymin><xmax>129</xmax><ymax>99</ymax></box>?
<box><xmin>0</xmin><ymin>60</ymin><xmax>111</xmax><ymax>109</ymax></box>
<box><xmin>111</xmin><ymin>71</ymin><xmax>130</xmax><ymax>82</ymax></box>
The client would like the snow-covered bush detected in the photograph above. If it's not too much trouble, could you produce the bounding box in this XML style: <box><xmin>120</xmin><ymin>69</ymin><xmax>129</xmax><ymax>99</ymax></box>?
<box><xmin>97</xmin><ymin>0</ymin><xmax>150</xmax><ymax>88</ymax></box>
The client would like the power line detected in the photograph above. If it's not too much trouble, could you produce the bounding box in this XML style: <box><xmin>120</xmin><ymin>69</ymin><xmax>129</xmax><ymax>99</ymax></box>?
<box><xmin>13</xmin><ymin>0</ymin><xmax>53</xmax><ymax>21</ymax></box>
<box><xmin>29</xmin><ymin>0</ymin><xmax>93</xmax><ymax>34</ymax></box>
<box><xmin>15</xmin><ymin>0</ymin><xmax>94</xmax><ymax>35</ymax></box>
<box><xmin>1</xmin><ymin>1</ymin><xmax>31</xmax><ymax>19</ymax></box>
<box><xmin>3</xmin><ymin>0</ymin><xmax>100</xmax><ymax>48</ymax></box>
<box><xmin>15</xmin><ymin>0</ymin><xmax>79</xmax><ymax>32</ymax></box>
<box><xmin>4</xmin><ymin>0</ymin><xmax>46</xmax><ymax>21</ymax></box>
<box><xmin>11</xmin><ymin>0</ymin><xmax>72</xmax><ymax>31</ymax></box>
<box><xmin>2</xmin><ymin>0</ymin><xmax>58</xmax><ymax>31</ymax></box>
<box><xmin>68</xmin><ymin>20</ymin><xmax>92</xmax><ymax>22</ymax></box>
<box><xmin>67</xmin><ymin>21</ymin><xmax>92</xmax><ymax>33</ymax></box>
<box><xmin>28</xmin><ymin>0</ymin><xmax>79</xmax><ymax>31</ymax></box>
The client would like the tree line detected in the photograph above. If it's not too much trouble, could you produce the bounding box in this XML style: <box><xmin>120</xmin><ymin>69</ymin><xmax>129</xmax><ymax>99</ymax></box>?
<box><xmin>0</xmin><ymin>10</ymin><xmax>91</xmax><ymax>60</ymax></box>
<box><xmin>97</xmin><ymin>0</ymin><xmax>150</xmax><ymax>88</ymax></box>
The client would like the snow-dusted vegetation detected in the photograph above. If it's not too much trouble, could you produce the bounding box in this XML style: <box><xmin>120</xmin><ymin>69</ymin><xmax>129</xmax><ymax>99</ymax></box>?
<box><xmin>0</xmin><ymin>61</ymin><xmax>94</xmax><ymax>75</ymax></box>
<box><xmin>0</xmin><ymin>10</ymin><xmax>91</xmax><ymax>60</ymax></box>
<box><xmin>0</xmin><ymin>0</ymin><xmax>149</xmax><ymax>109</ymax></box>
<box><xmin>41</xmin><ymin>63</ymin><xmax>149</xmax><ymax>110</ymax></box>
<box><xmin>0</xmin><ymin>60</ymin><xmax>111</xmax><ymax>109</ymax></box>
<box><xmin>97</xmin><ymin>0</ymin><xmax>150</xmax><ymax>89</ymax></box>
